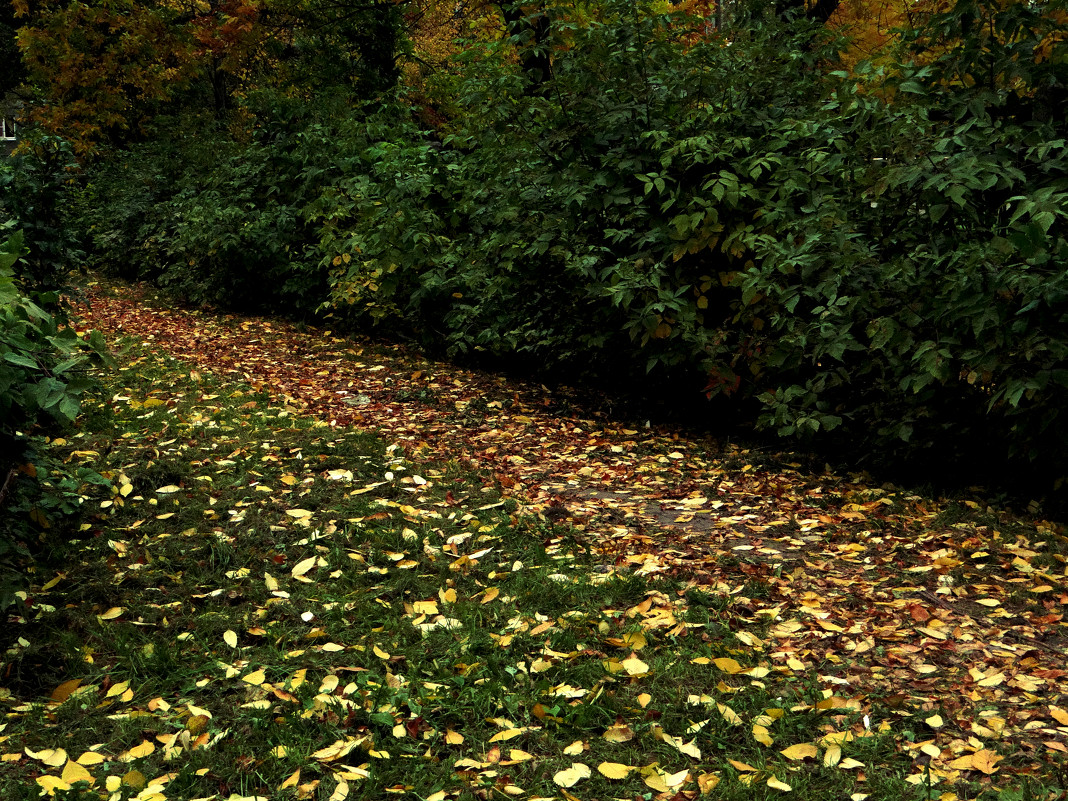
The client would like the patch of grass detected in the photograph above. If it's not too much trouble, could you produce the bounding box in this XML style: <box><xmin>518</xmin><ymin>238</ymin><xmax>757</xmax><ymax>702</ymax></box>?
<box><xmin>0</xmin><ymin>341</ymin><xmax>1053</xmax><ymax>801</ymax></box>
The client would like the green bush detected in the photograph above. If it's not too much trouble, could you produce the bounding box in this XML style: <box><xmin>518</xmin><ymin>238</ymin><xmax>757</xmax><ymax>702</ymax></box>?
<box><xmin>705</xmin><ymin>0</ymin><xmax>1068</xmax><ymax>488</ymax></box>
<box><xmin>0</xmin><ymin>226</ymin><xmax>110</xmax><ymax>604</ymax></box>
<box><xmin>0</xmin><ymin>134</ymin><xmax>84</xmax><ymax>298</ymax></box>
<box><xmin>76</xmin><ymin>103</ymin><xmax>339</xmax><ymax>317</ymax></box>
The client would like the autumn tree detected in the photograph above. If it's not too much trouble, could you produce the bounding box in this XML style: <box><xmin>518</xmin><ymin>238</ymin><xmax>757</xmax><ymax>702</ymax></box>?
<box><xmin>13</xmin><ymin>0</ymin><xmax>411</xmax><ymax>153</ymax></box>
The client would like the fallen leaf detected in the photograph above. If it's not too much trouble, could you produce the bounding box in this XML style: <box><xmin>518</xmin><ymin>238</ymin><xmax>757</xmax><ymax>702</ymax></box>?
<box><xmin>597</xmin><ymin>762</ymin><xmax>634</xmax><ymax>779</ymax></box>
<box><xmin>697</xmin><ymin>772</ymin><xmax>720</xmax><ymax>794</ymax></box>
<box><xmin>489</xmin><ymin>729</ymin><xmax>526</xmax><ymax>743</ymax></box>
<box><xmin>28</xmin><ymin>748</ymin><xmax>68</xmax><ymax>767</ymax></box>
<box><xmin>445</xmin><ymin>729</ymin><xmax>464</xmax><ymax>745</ymax></box>
<box><xmin>242</xmin><ymin>668</ymin><xmax>267</xmax><ymax>685</ymax></box>
<box><xmin>50</xmin><ymin>679</ymin><xmax>82</xmax><ymax>704</ymax></box>
<box><xmin>118</xmin><ymin>741</ymin><xmax>155</xmax><ymax>761</ymax></box>
<box><xmin>621</xmin><ymin>656</ymin><xmax>649</xmax><ymax>676</ymax></box>
<box><xmin>61</xmin><ymin>760</ymin><xmax>95</xmax><ymax>787</ymax></box>
<box><xmin>553</xmin><ymin>763</ymin><xmax>591</xmax><ymax>788</ymax></box>
<box><xmin>713</xmin><ymin>657</ymin><xmax>744</xmax><ymax>674</ymax></box>
<box><xmin>780</xmin><ymin>743</ymin><xmax>818</xmax><ymax>760</ymax></box>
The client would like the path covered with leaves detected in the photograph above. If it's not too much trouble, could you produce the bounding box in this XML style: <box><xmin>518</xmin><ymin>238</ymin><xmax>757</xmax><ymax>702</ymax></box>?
<box><xmin>2</xmin><ymin>279</ymin><xmax>1066</xmax><ymax>800</ymax></box>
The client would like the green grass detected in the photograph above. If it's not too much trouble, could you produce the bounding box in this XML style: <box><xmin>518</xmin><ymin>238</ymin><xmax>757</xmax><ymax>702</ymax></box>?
<box><xmin>0</xmin><ymin>341</ymin><xmax>1058</xmax><ymax>801</ymax></box>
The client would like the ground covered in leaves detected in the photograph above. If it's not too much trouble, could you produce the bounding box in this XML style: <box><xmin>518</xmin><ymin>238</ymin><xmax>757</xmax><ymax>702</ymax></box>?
<box><xmin>1</xmin><ymin>279</ymin><xmax>1066</xmax><ymax>801</ymax></box>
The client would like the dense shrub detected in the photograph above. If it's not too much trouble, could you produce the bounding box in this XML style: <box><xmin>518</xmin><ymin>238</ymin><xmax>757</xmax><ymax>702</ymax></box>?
<box><xmin>0</xmin><ymin>134</ymin><xmax>83</xmax><ymax>297</ymax></box>
<box><xmin>0</xmin><ymin>226</ymin><xmax>110</xmax><ymax>604</ymax></box>
<box><xmin>1</xmin><ymin>137</ymin><xmax>111</xmax><ymax>604</ymax></box>
<box><xmin>75</xmin><ymin>104</ymin><xmax>333</xmax><ymax>317</ymax></box>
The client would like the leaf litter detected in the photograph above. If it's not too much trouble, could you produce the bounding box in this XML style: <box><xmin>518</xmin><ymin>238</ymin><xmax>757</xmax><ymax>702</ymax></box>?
<box><xmin>0</xmin><ymin>277</ymin><xmax>1064</xmax><ymax>800</ymax></box>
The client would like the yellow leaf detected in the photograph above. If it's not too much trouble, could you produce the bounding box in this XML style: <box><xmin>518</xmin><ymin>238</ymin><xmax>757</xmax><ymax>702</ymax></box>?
<box><xmin>509</xmin><ymin>749</ymin><xmax>534</xmax><ymax>762</ymax></box>
<box><xmin>242</xmin><ymin>669</ymin><xmax>267</xmax><ymax>686</ymax></box>
<box><xmin>119</xmin><ymin>741</ymin><xmax>155</xmax><ymax>761</ymax></box>
<box><xmin>279</xmin><ymin>769</ymin><xmax>300</xmax><ymax>790</ymax></box>
<box><xmin>445</xmin><ymin>729</ymin><xmax>464</xmax><ymax>745</ymax></box>
<box><xmin>643</xmin><ymin>770</ymin><xmax>669</xmax><ymax>793</ymax></box>
<box><xmin>622</xmin><ymin>631</ymin><xmax>647</xmax><ymax>650</ymax></box>
<box><xmin>373</xmin><ymin>645</ymin><xmax>390</xmax><ymax>660</ymax></box>
<box><xmin>598</xmin><ymin>762</ymin><xmax>634</xmax><ymax>779</ymax></box>
<box><xmin>637</xmin><ymin>693</ymin><xmax>652</xmax><ymax>708</ymax></box>
<box><xmin>823</xmin><ymin>745</ymin><xmax>842</xmax><ymax>767</ymax></box>
<box><xmin>664</xmin><ymin>768</ymin><xmax>690</xmax><ymax>788</ymax></box>
<box><xmin>728</xmin><ymin>759</ymin><xmax>757</xmax><ymax>772</ymax></box>
<box><xmin>61</xmin><ymin>760</ymin><xmax>95</xmax><ymax>787</ymax></box>
<box><xmin>265</xmin><ymin>572</ymin><xmax>279</xmax><ymax>591</ymax></box>
<box><xmin>330</xmin><ymin>779</ymin><xmax>350</xmax><ymax>800</ymax></box>
<box><xmin>286</xmin><ymin>509</ymin><xmax>313</xmax><ymax>519</ymax></box>
<box><xmin>780</xmin><ymin>743</ymin><xmax>818</xmax><ymax>760</ymax></box>
<box><xmin>36</xmin><ymin>776</ymin><xmax>71</xmax><ymax>796</ymax></box>
<box><xmin>489</xmin><ymin>728</ymin><xmax>525</xmax><ymax>743</ymax></box>
<box><xmin>155</xmin><ymin>485</ymin><xmax>181</xmax><ymax>494</ymax></box>
<box><xmin>50</xmin><ymin>679</ymin><xmax>82</xmax><ymax>704</ymax></box>
<box><xmin>563</xmin><ymin>740</ymin><xmax>585</xmax><ymax>755</ymax></box>
<box><xmin>280</xmin><ymin>475</ymin><xmax>298</xmax><ymax>486</ymax></box>
<box><xmin>717</xmin><ymin>703</ymin><xmax>743</xmax><ymax>726</ymax></box>
<box><xmin>224</xmin><ymin>630</ymin><xmax>238</xmax><ymax>648</ymax></box>
<box><xmin>752</xmin><ymin>725</ymin><xmax>774</xmax><ymax>746</ymax></box>
<box><xmin>662</xmin><ymin>733</ymin><xmax>701</xmax><ymax>758</ymax></box>
<box><xmin>28</xmin><ymin>748</ymin><xmax>68</xmax><ymax>767</ymax></box>
<box><xmin>949</xmin><ymin>749</ymin><xmax>1002</xmax><ymax>774</ymax></box>
<box><xmin>697</xmin><ymin>772</ymin><xmax>720</xmax><ymax>794</ymax></box>
<box><xmin>713</xmin><ymin>657</ymin><xmax>743</xmax><ymax>674</ymax></box>
<box><xmin>768</xmin><ymin>777</ymin><xmax>792</xmax><ymax>792</ymax></box>
<box><xmin>291</xmin><ymin>556</ymin><xmax>317</xmax><ymax>577</ymax></box>
<box><xmin>106</xmin><ymin>681</ymin><xmax>130</xmax><ymax>699</ymax></box>
<box><xmin>76</xmin><ymin>751</ymin><xmax>107</xmax><ymax>766</ymax></box>
<box><xmin>553</xmin><ymin>763</ymin><xmax>591</xmax><ymax>788</ymax></box>
<box><xmin>925</xmin><ymin>714</ymin><xmax>944</xmax><ymax>729</ymax></box>
<box><xmin>99</xmin><ymin>607</ymin><xmax>124</xmax><ymax>620</ymax></box>
<box><xmin>621</xmin><ymin>657</ymin><xmax>649</xmax><ymax>676</ymax></box>
<box><xmin>1050</xmin><ymin>706</ymin><xmax>1068</xmax><ymax>726</ymax></box>
<box><xmin>481</xmin><ymin>587</ymin><xmax>500</xmax><ymax>604</ymax></box>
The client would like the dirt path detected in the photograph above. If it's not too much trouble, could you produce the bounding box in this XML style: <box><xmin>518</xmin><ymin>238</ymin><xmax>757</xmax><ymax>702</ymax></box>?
<box><xmin>77</xmin><ymin>279</ymin><xmax>1068</xmax><ymax>781</ymax></box>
